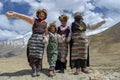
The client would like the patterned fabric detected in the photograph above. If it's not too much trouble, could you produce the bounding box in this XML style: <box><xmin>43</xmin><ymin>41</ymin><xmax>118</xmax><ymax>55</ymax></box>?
<box><xmin>27</xmin><ymin>19</ymin><xmax>47</xmax><ymax>59</ymax></box>
<box><xmin>28</xmin><ymin>55</ymin><xmax>42</xmax><ymax>70</ymax></box>
<box><xmin>27</xmin><ymin>34</ymin><xmax>44</xmax><ymax>59</ymax></box>
<box><xmin>58</xmin><ymin>26</ymin><xmax>70</xmax><ymax>38</ymax></box>
<box><xmin>58</xmin><ymin>42</ymin><xmax>68</xmax><ymax>62</ymax></box>
<box><xmin>26</xmin><ymin>19</ymin><xmax>47</xmax><ymax>71</ymax></box>
<box><xmin>57</xmin><ymin>26</ymin><xmax>70</xmax><ymax>62</ymax></box>
<box><xmin>70</xmin><ymin>21</ymin><xmax>89</xmax><ymax>69</ymax></box>
<box><xmin>32</xmin><ymin>19</ymin><xmax>47</xmax><ymax>34</ymax></box>
<box><xmin>47</xmin><ymin>33</ymin><xmax>58</xmax><ymax>70</ymax></box>
<box><xmin>71</xmin><ymin>32</ymin><xmax>88</xmax><ymax>60</ymax></box>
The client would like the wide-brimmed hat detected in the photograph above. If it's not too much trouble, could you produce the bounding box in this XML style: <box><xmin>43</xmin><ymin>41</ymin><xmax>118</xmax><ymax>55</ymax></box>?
<box><xmin>59</xmin><ymin>15</ymin><xmax>69</xmax><ymax>22</ymax></box>
<box><xmin>36</xmin><ymin>9</ymin><xmax>47</xmax><ymax>19</ymax></box>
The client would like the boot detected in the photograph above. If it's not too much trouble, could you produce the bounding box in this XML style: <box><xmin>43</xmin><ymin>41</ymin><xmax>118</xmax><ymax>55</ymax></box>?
<box><xmin>49</xmin><ymin>70</ymin><xmax>54</xmax><ymax>77</ymax></box>
<box><xmin>36</xmin><ymin>68</ymin><xmax>41</xmax><ymax>76</ymax></box>
<box><xmin>81</xmin><ymin>68</ymin><xmax>89</xmax><ymax>74</ymax></box>
<box><xmin>31</xmin><ymin>65</ymin><xmax>37</xmax><ymax>77</ymax></box>
<box><xmin>59</xmin><ymin>68</ymin><xmax>64</xmax><ymax>73</ymax></box>
<box><xmin>74</xmin><ymin>68</ymin><xmax>80</xmax><ymax>75</ymax></box>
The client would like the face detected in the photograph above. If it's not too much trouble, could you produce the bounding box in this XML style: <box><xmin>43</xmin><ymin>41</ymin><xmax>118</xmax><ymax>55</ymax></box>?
<box><xmin>38</xmin><ymin>12</ymin><xmax>45</xmax><ymax>20</ymax></box>
<box><xmin>60</xmin><ymin>20</ymin><xmax>67</xmax><ymax>26</ymax></box>
<box><xmin>50</xmin><ymin>26</ymin><xmax>56</xmax><ymax>33</ymax></box>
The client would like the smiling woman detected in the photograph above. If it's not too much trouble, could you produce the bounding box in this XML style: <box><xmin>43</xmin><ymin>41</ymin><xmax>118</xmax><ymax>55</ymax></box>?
<box><xmin>6</xmin><ymin>9</ymin><xmax>48</xmax><ymax>77</ymax></box>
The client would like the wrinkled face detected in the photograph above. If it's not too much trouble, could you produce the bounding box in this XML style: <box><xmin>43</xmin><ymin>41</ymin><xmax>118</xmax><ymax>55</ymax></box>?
<box><xmin>50</xmin><ymin>26</ymin><xmax>56</xmax><ymax>33</ymax></box>
<box><xmin>60</xmin><ymin>20</ymin><xmax>67</xmax><ymax>26</ymax></box>
<box><xmin>38</xmin><ymin>12</ymin><xmax>45</xmax><ymax>20</ymax></box>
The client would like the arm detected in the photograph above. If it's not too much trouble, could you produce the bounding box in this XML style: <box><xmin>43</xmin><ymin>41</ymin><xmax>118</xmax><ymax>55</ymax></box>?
<box><xmin>66</xmin><ymin>26</ymin><xmax>72</xmax><ymax>42</ymax></box>
<box><xmin>45</xmin><ymin>24</ymin><xmax>48</xmax><ymax>35</ymax></box>
<box><xmin>87</xmin><ymin>20</ymin><xmax>106</xmax><ymax>30</ymax></box>
<box><xmin>43</xmin><ymin>34</ymin><xmax>49</xmax><ymax>44</ymax></box>
<box><xmin>6</xmin><ymin>11</ymin><xmax>35</xmax><ymax>25</ymax></box>
<box><xmin>57</xmin><ymin>34</ymin><xmax>65</xmax><ymax>43</ymax></box>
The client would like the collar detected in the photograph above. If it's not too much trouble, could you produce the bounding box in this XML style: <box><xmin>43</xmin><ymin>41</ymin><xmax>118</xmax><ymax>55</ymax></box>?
<box><xmin>38</xmin><ymin>19</ymin><xmax>44</xmax><ymax>22</ymax></box>
<box><xmin>60</xmin><ymin>25</ymin><xmax>68</xmax><ymax>31</ymax></box>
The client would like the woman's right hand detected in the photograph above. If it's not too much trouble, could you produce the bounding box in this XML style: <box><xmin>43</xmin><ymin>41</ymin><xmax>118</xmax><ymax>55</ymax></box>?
<box><xmin>6</xmin><ymin>11</ymin><xmax>15</xmax><ymax>19</ymax></box>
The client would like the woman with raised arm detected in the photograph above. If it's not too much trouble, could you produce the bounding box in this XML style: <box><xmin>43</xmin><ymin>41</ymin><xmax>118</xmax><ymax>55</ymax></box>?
<box><xmin>6</xmin><ymin>9</ymin><xmax>47</xmax><ymax>77</ymax></box>
<box><xmin>70</xmin><ymin>12</ymin><xmax>106</xmax><ymax>75</ymax></box>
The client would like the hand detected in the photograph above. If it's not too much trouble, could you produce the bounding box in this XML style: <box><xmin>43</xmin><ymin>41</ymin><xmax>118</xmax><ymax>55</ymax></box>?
<box><xmin>6</xmin><ymin>11</ymin><xmax>15</xmax><ymax>19</ymax></box>
<box><xmin>62</xmin><ymin>34</ymin><xmax>65</xmax><ymax>37</ymax></box>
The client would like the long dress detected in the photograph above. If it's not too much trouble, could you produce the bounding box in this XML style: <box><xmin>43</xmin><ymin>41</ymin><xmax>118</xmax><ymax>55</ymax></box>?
<box><xmin>55</xmin><ymin>26</ymin><xmax>70</xmax><ymax>71</ymax></box>
<box><xmin>47</xmin><ymin>32</ymin><xmax>58</xmax><ymax>71</ymax></box>
<box><xmin>27</xmin><ymin>19</ymin><xmax>47</xmax><ymax>70</ymax></box>
<box><xmin>70</xmin><ymin>20</ymin><xmax>105</xmax><ymax>69</ymax></box>
<box><xmin>70</xmin><ymin>21</ymin><xmax>89</xmax><ymax>69</ymax></box>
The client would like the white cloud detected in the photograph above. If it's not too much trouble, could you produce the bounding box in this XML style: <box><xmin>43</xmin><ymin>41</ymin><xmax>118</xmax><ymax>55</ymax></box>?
<box><xmin>0</xmin><ymin>29</ymin><xmax>20</xmax><ymax>40</ymax></box>
<box><xmin>0</xmin><ymin>15</ymin><xmax>12</xmax><ymax>30</ymax></box>
<box><xmin>0</xmin><ymin>2</ymin><xmax>3</xmax><ymax>12</ymax></box>
<box><xmin>0</xmin><ymin>14</ymin><xmax>31</xmax><ymax>41</ymax></box>
<box><xmin>84</xmin><ymin>11</ymin><xmax>104</xmax><ymax>25</ymax></box>
<box><xmin>95</xmin><ymin>0</ymin><xmax>120</xmax><ymax>11</ymax></box>
<box><xmin>0</xmin><ymin>0</ymin><xmax>120</xmax><ymax>40</ymax></box>
<box><xmin>12</xmin><ymin>19</ymin><xmax>32</xmax><ymax>34</ymax></box>
<box><xmin>95</xmin><ymin>0</ymin><xmax>120</xmax><ymax>22</ymax></box>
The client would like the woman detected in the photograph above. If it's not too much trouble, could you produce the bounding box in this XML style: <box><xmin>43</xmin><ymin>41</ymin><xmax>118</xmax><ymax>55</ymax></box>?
<box><xmin>70</xmin><ymin>12</ymin><xmax>106</xmax><ymax>75</ymax></box>
<box><xmin>55</xmin><ymin>15</ymin><xmax>70</xmax><ymax>73</ymax></box>
<box><xmin>6</xmin><ymin>9</ymin><xmax>47</xmax><ymax>77</ymax></box>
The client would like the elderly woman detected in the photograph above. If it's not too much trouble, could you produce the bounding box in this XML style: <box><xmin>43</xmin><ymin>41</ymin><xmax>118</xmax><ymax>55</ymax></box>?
<box><xmin>55</xmin><ymin>15</ymin><xmax>70</xmax><ymax>73</ymax></box>
<box><xmin>70</xmin><ymin>12</ymin><xmax>106</xmax><ymax>75</ymax></box>
<box><xmin>6</xmin><ymin>9</ymin><xmax>47</xmax><ymax>77</ymax></box>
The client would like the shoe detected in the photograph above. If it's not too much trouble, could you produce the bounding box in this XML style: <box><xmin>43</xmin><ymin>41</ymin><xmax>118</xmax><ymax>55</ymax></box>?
<box><xmin>32</xmin><ymin>69</ymin><xmax>37</xmax><ymax>77</ymax></box>
<box><xmin>74</xmin><ymin>72</ymin><xmax>79</xmax><ymax>75</ymax></box>
<box><xmin>49</xmin><ymin>70</ymin><xmax>54</xmax><ymax>77</ymax></box>
<box><xmin>74</xmin><ymin>68</ymin><xmax>80</xmax><ymax>75</ymax></box>
<box><xmin>58</xmin><ymin>69</ymin><xmax>64</xmax><ymax>73</ymax></box>
<box><xmin>32</xmin><ymin>72</ymin><xmax>37</xmax><ymax>77</ymax></box>
<box><xmin>81</xmin><ymin>68</ymin><xmax>89</xmax><ymax>74</ymax></box>
<box><xmin>36</xmin><ymin>68</ymin><xmax>41</xmax><ymax>76</ymax></box>
<box><xmin>31</xmin><ymin>65</ymin><xmax>37</xmax><ymax>77</ymax></box>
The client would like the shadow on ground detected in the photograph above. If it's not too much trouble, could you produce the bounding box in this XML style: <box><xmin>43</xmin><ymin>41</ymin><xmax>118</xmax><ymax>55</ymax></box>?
<box><xmin>0</xmin><ymin>68</ymin><xmax>49</xmax><ymax>77</ymax></box>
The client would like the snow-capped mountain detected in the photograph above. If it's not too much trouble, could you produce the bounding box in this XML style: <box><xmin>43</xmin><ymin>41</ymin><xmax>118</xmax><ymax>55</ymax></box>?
<box><xmin>0</xmin><ymin>32</ymin><xmax>31</xmax><ymax>47</ymax></box>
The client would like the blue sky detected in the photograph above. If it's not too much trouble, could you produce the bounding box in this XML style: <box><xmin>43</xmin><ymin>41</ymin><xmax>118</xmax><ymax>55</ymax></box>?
<box><xmin>0</xmin><ymin>0</ymin><xmax>120</xmax><ymax>40</ymax></box>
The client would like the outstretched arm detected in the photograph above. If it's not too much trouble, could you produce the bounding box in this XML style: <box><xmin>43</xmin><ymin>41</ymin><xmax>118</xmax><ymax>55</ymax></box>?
<box><xmin>6</xmin><ymin>11</ymin><xmax>35</xmax><ymax>25</ymax></box>
<box><xmin>87</xmin><ymin>20</ymin><xmax>106</xmax><ymax>30</ymax></box>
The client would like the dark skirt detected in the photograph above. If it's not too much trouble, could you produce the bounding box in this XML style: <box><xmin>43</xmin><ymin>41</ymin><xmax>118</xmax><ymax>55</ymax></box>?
<box><xmin>55</xmin><ymin>59</ymin><xmax>67</xmax><ymax>70</ymax></box>
<box><xmin>27</xmin><ymin>55</ymin><xmax>42</xmax><ymax>70</ymax></box>
<box><xmin>58</xmin><ymin>42</ymin><xmax>68</xmax><ymax>62</ymax></box>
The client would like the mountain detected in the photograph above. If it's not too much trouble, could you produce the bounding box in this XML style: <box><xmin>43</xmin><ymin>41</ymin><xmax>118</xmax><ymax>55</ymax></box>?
<box><xmin>0</xmin><ymin>22</ymin><xmax>120</xmax><ymax>60</ymax></box>
<box><xmin>0</xmin><ymin>22</ymin><xmax>120</xmax><ymax>80</ymax></box>
<box><xmin>90</xmin><ymin>22</ymin><xmax>120</xmax><ymax>53</ymax></box>
<box><xmin>88</xmin><ymin>22</ymin><xmax>120</xmax><ymax>67</ymax></box>
<box><xmin>0</xmin><ymin>32</ymin><xmax>31</xmax><ymax>47</ymax></box>
<box><xmin>0</xmin><ymin>32</ymin><xmax>31</xmax><ymax>58</ymax></box>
